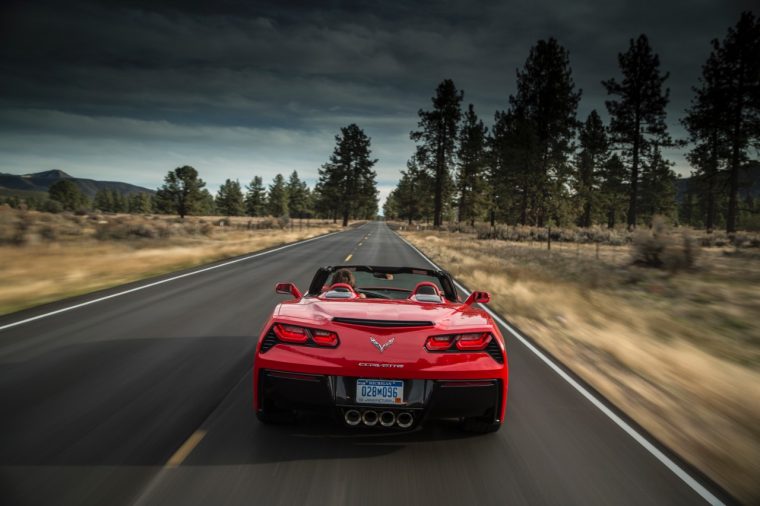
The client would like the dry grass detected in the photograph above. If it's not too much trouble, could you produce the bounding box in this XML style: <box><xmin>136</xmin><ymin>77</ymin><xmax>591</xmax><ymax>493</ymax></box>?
<box><xmin>0</xmin><ymin>208</ymin><xmax>350</xmax><ymax>314</ymax></box>
<box><xmin>401</xmin><ymin>229</ymin><xmax>760</xmax><ymax>504</ymax></box>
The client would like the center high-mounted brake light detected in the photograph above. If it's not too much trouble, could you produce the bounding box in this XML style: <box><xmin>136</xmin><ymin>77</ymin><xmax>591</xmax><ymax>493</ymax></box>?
<box><xmin>273</xmin><ymin>324</ymin><xmax>339</xmax><ymax>347</ymax></box>
<box><xmin>425</xmin><ymin>333</ymin><xmax>492</xmax><ymax>352</ymax></box>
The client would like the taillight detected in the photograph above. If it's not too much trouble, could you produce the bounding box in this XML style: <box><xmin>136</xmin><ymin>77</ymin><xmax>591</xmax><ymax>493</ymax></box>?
<box><xmin>312</xmin><ymin>329</ymin><xmax>339</xmax><ymax>347</ymax></box>
<box><xmin>454</xmin><ymin>333</ymin><xmax>491</xmax><ymax>350</ymax></box>
<box><xmin>426</xmin><ymin>333</ymin><xmax>492</xmax><ymax>352</ymax></box>
<box><xmin>425</xmin><ymin>335</ymin><xmax>455</xmax><ymax>351</ymax></box>
<box><xmin>274</xmin><ymin>324</ymin><xmax>309</xmax><ymax>343</ymax></box>
<box><xmin>272</xmin><ymin>324</ymin><xmax>339</xmax><ymax>347</ymax></box>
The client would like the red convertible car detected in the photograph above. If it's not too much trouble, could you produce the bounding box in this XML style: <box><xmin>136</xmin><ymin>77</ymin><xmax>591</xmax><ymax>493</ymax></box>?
<box><xmin>253</xmin><ymin>265</ymin><xmax>508</xmax><ymax>433</ymax></box>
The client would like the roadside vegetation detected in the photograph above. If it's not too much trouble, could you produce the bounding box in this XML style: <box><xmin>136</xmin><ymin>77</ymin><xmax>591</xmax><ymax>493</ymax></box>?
<box><xmin>397</xmin><ymin>222</ymin><xmax>760</xmax><ymax>503</ymax></box>
<box><xmin>0</xmin><ymin>207</ymin><xmax>352</xmax><ymax>315</ymax></box>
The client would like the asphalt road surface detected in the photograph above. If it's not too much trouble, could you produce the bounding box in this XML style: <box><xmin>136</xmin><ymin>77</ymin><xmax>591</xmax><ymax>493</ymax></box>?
<box><xmin>0</xmin><ymin>221</ymin><xmax>729</xmax><ymax>505</ymax></box>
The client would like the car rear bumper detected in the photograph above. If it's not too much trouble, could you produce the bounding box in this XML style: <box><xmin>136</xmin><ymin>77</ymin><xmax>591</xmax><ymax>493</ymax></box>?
<box><xmin>256</xmin><ymin>368</ymin><xmax>505</xmax><ymax>429</ymax></box>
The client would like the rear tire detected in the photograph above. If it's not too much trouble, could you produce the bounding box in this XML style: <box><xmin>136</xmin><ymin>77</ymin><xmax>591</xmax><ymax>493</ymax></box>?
<box><xmin>461</xmin><ymin>416</ymin><xmax>501</xmax><ymax>434</ymax></box>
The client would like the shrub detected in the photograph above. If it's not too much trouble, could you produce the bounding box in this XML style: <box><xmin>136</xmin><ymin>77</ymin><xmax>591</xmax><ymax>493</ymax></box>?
<box><xmin>631</xmin><ymin>216</ymin><xmax>698</xmax><ymax>271</ymax></box>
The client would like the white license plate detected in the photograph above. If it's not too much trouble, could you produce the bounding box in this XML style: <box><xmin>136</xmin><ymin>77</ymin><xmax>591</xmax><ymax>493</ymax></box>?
<box><xmin>356</xmin><ymin>379</ymin><xmax>404</xmax><ymax>405</ymax></box>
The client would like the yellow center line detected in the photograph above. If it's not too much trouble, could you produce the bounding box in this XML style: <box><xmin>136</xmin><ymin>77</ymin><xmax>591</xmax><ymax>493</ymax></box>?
<box><xmin>166</xmin><ymin>429</ymin><xmax>206</xmax><ymax>468</ymax></box>
<box><xmin>344</xmin><ymin>253</ymin><xmax>353</xmax><ymax>262</ymax></box>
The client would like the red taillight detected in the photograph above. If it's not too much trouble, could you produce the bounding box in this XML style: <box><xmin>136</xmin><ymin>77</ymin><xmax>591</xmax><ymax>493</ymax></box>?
<box><xmin>274</xmin><ymin>324</ymin><xmax>309</xmax><ymax>343</ymax></box>
<box><xmin>425</xmin><ymin>335</ymin><xmax>454</xmax><ymax>351</ymax></box>
<box><xmin>312</xmin><ymin>329</ymin><xmax>339</xmax><ymax>347</ymax></box>
<box><xmin>454</xmin><ymin>333</ymin><xmax>491</xmax><ymax>351</ymax></box>
<box><xmin>426</xmin><ymin>333</ymin><xmax>492</xmax><ymax>352</ymax></box>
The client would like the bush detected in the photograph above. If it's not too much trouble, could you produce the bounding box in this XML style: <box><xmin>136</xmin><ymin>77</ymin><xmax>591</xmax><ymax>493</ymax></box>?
<box><xmin>631</xmin><ymin>216</ymin><xmax>698</xmax><ymax>271</ymax></box>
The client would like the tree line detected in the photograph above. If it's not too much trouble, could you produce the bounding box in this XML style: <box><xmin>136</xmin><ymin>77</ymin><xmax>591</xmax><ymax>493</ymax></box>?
<box><xmin>153</xmin><ymin>123</ymin><xmax>379</xmax><ymax>225</ymax></box>
<box><xmin>2</xmin><ymin>123</ymin><xmax>379</xmax><ymax>226</ymax></box>
<box><xmin>384</xmin><ymin>11</ymin><xmax>760</xmax><ymax>233</ymax></box>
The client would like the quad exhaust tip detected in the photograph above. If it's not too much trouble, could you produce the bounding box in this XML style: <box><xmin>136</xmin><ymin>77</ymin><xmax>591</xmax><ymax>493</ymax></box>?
<box><xmin>396</xmin><ymin>411</ymin><xmax>413</xmax><ymax>428</ymax></box>
<box><xmin>379</xmin><ymin>411</ymin><xmax>396</xmax><ymax>427</ymax></box>
<box><xmin>344</xmin><ymin>409</ymin><xmax>361</xmax><ymax>426</ymax></box>
<box><xmin>362</xmin><ymin>410</ymin><xmax>379</xmax><ymax>426</ymax></box>
<box><xmin>345</xmin><ymin>409</ymin><xmax>413</xmax><ymax>428</ymax></box>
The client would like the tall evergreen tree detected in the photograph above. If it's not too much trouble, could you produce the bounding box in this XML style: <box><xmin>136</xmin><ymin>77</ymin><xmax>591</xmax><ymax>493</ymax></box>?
<box><xmin>456</xmin><ymin>104</ymin><xmax>488</xmax><ymax>226</ymax></box>
<box><xmin>508</xmin><ymin>38</ymin><xmax>581</xmax><ymax>226</ymax></box>
<box><xmin>682</xmin><ymin>45</ymin><xmax>730</xmax><ymax>232</ymax></box>
<box><xmin>93</xmin><ymin>189</ymin><xmax>113</xmax><ymax>212</ymax></box>
<box><xmin>411</xmin><ymin>79</ymin><xmax>463</xmax><ymax>227</ymax></box>
<box><xmin>244</xmin><ymin>176</ymin><xmax>267</xmax><ymax>217</ymax></box>
<box><xmin>639</xmin><ymin>143</ymin><xmax>677</xmax><ymax>221</ymax></box>
<box><xmin>713</xmin><ymin>12</ymin><xmax>760</xmax><ymax>233</ymax></box>
<box><xmin>216</xmin><ymin>179</ymin><xmax>245</xmax><ymax>216</ymax></box>
<box><xmin>574</xmin><ymin>110</ymin><xmax>608</xmax><ymax>227</ymax></box>
<box><xmin>267</xmin><ymin>174</ymin><xmax>289</xmax><ymax>217</ymax></box>
<box><xmin>599</xmin><ymin>154</ymin><xmax>628</xmax><ymax>228</ymax></box>
<box><xmin>155</xmin><ymin>165</ymin><xmax>207</xmax><ymax>218</ymax></box>
<box><xmin>286</xmin><ymin>171</ymin><xmax>309</xmax><ymax>219</ymax></box>
<box><xmin>603</xmin><ymin>34</ymin><xmax>671</xmax><ymax>229</ymax></box>
<box><xmin>129</xmin><ymin>192</ymin><xmax>153</xmax><ymax>214</ymax></box>
<box><xmin>48</xmin><ymin>180</ymin><xmax>86</xmax><ymax>211</ymax></box>
<box><xmin>316</xmin><ymin>124</ymin><xmax>378</xmax><ymax>226</ymax></box>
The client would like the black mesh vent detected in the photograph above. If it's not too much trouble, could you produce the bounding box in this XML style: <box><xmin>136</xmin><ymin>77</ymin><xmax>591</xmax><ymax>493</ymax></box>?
<box><xmin>260</xmin><ymin>329</ymin><xmax>278</xmax><ymax>353</ymax></box>
<box><xmin>486</xmin><ymin>338</ymin><xmax>504</xmax><ymax>363</ymax></box>
<box><xmin>332</xmin><ymin>317</ymin><xmax>433</xmax><ymax>327</ymax></box>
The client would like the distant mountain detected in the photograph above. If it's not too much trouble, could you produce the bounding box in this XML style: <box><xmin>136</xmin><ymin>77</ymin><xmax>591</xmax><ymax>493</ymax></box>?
<box><xmin>676</xmin><ymin>161</ymin><xmax>760</xmax><ymax>202</ymax></box>
<box><xmin>0</xmin><ymin>170</ymin><xmax>154</xmax><ymax>198</ymax></box>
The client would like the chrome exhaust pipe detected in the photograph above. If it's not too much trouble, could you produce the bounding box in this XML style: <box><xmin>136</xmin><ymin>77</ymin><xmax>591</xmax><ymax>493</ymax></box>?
<box><xmin>396</xmin><ymin>411</ymin><xmax>413</xmax><ymax>429</ymax></box>
<box><xmin>379</xmin><ymin>411</ymin><xmax>396</xmax><ymax>427</ymax></box>
<box><xmin>344</xmin><ymin>409</ymin><xmax>361</xmax><ymax>426</ymax></box>
<box><xmin>361</xmin><ymin>410</ymin><xmax>378</xmax><ymax>426</ymax></box>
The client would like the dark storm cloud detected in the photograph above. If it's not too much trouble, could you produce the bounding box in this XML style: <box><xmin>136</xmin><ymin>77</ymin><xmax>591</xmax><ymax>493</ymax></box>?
<box><xmin>0</xmin><ymin>0</ymin><xmax>756</xmax><ymax>196</ymax></box>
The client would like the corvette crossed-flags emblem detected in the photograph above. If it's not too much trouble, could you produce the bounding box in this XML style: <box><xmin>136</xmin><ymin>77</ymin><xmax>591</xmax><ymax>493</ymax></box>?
<box><xmin>369</xmin><ymin>337</ymin><xmax>395</xmax><ymax>353</ymax></box>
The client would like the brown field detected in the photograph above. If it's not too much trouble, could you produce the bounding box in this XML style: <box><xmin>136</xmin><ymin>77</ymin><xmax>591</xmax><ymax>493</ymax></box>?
<box><xmin>398</xmin><ymin>224</ymin><xmax>760</xmax><ymax>503</ymax></box>
<box><xmin>0</xmin><ymin>207</ymin><xmax>350</xmax><ymax>315</ymax></box>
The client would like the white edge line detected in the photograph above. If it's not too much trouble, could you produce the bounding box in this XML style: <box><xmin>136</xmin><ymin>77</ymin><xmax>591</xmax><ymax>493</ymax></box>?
<box><xmin>394</xmin><ymin>228</ymin><xmax>723</xmax><ymax>506</ymax></box>
<box><xmin>0</xmin><ymin>228</ymin><xmax>350</xmax><ymax>333</ymax></box>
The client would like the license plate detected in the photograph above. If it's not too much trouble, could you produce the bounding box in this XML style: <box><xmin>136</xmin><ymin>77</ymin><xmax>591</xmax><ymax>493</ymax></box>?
<box><xmin>356</xmin><ymin>379</ymin><xmax>404</xmax><ymax>405</ymax></box>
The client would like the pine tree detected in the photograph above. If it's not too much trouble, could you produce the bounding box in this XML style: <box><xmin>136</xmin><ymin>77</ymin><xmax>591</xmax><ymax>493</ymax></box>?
<box><xmin>714</xmin><ymin>12</ymin><xmax>760</xmax><ymax>233</ymax></box>
<box><xmin>456</xmin><ymin>104</ymin><xmax>488</xmax><ymax>226</ymax></box>
<box><xmin>316</xmin><ymin>124</ymin><xmax>378</xmax><ymax>226</ymax></box>
<box><xmin>48</xmin><ymin>180</ymin><xmax>86</xmax><ymax>211</ymax></box>
<box><xmin>639</xmin><ymin>143</ymin><xmax>677</xmax><ymax>221</ymax></box>
<box><xmin>411</xmin><ymin>79</ymin><xmax>463</xmax><ymax>227</ymax></box>
<box><xmin>267</xmin><ymin>174</ymin><xmax>289</xmax><ymax>217</ymax></box>
<box><xmin>574</xmin><ymin>110</ymin><xmax>608</xmax><ymax>227</ymax></box>
<box><xmin>603</xmin><ymin>34</ymin><xmax>671</xmax><ymax>229</ymax></box>
<box><xmin>286</xmin><ymin>171</ymin><xmax>309</xmax><ymax>219</ymax></box>
<box><xmin>94</xmin><ymin>189</ymin><xmax>113</xmax><ymax>212</ymax></box>
<box><xmin>599</xmin><ymin>154</ymin><xmax>628</xmax><ymax>228</ymax></box>
<box><xmin>244</xmin><ymin>176</ymin><xmax>267</xmax><ymax>217</ymax></box>
<box><xmin>683</xmin><ymin>35</ymin><xmax>731</xmax><ymax>232</ymax></box>
<box><xmin>216</xmin><ymin>179</ymin><xmax>245</xmax><ymax>216</ymax></box>
<box><xmin>507</xmin><ymin>38</ymin><xmax>581</xmax><ymax>226</ymax></box>
<box><xmin>155</xmin><ymin>166</ymin><xmax>207</xmax><ymax>218</ymax></box>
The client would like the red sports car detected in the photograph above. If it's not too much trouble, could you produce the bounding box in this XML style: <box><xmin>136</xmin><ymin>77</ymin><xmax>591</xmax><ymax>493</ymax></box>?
<box><xmin>253</xmin><ymin>265</ymin><xmax>508</xmax><ymax>433</ymax></box>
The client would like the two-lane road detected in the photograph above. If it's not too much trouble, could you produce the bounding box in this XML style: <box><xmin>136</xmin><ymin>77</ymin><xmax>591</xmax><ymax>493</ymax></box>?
<box><xmin>0</xmin><ymin>222</ymin><xmax>726</xmax><ymax>505</ymax></box>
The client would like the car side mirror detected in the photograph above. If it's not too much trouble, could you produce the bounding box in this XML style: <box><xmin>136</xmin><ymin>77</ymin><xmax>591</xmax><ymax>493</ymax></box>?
<box><xmin>275</xmin><ymin>282</ymin><xmax>302</xmax><ymax>300</ymax></box>
<box><xmin>463</xmin><ymin>291</ymin><xmax>490</xmax><ymax>306</ymax></box>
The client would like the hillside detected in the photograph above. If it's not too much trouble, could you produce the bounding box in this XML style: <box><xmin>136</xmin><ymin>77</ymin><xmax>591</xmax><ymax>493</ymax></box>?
<box><xmin>0</xmin><ymin>170</ymin><xmax>154</xmax><ymax>198</ymax></box>
<box><xmin>677</xmin><ymin>161</ymin><xmax>760</xmax><ymax>202</ymax></box>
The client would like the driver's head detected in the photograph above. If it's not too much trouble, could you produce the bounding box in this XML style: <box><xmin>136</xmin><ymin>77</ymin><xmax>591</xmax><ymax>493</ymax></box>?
<box><xmin>331</xmin><ymin>268</ymin><xmax>356</xmax><ymax>288</ymax></box>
